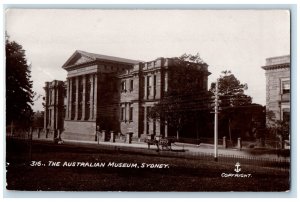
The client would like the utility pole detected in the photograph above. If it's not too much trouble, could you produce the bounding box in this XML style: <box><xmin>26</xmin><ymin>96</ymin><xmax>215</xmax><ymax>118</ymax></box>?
<box><xmin>214</xmin><ymin>79</ymin><xmax>219</xmax><ymax>161</ymax></box>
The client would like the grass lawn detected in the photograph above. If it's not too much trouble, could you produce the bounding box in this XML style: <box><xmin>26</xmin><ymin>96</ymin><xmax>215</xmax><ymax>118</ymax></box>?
<box><xmin>6</xmin><ymin>140</ymin><xmax>290</xmax><ymax>191</ymax></box>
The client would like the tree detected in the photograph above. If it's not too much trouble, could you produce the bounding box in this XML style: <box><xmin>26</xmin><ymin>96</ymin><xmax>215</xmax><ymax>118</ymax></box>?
<box><xmin>6</xmin><ymin>37</ymin><xmax>34</xmax><ymax>128</ymax></box>
<box><xmin>148</xmin><ymin>53</ymin><xmax>212</xmax><ymax>139</ymax></box>
<box><xmin>210</xmin><ymin>71</ymin><xmax>253</xmax><ymax>142</ymax></box>
<box><xmin>265</xmin><ymin>110</ymin><xmax>290</xmax><ymax>147</ymax></box>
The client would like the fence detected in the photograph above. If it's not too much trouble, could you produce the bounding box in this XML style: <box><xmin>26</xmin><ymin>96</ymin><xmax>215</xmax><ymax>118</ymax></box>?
<box><xmin>96</xmin><ymin>143</ymin><xmax>290</xmax><ymax>170</ymax></box>
<box><xmin>6</xmin><ymin>126</ymin><xmax>290</xmax><ymax>171</ymax></box>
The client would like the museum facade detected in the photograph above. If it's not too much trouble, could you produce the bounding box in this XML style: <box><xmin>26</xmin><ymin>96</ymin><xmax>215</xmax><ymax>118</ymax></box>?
<box><xmin>44</xmin><ymin>50</ymin><xmax>210</xmax><ymax>141</ymax></box>
<box><xmin>262</xmin><ymin>55</ymin><xmax>290</xmax><ymax>126</ymax></box>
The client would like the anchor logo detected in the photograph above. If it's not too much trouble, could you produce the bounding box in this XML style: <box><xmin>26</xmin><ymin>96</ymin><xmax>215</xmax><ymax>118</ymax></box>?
<box><xmin>234</xmin><ymin>162</ymin><xmax>241</xmax><ymax>173</ymax></box>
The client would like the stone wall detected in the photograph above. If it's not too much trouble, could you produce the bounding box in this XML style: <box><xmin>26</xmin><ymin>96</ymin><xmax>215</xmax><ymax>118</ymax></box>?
<box><xmin>63</xmin><ymin>120</ymin><xmax>96</xmax><ymax>141</ymax></box>
<box><xmin>265</xmin><ymin>67</ymin><xmax>290</xmax><ymax>123</ymax></box>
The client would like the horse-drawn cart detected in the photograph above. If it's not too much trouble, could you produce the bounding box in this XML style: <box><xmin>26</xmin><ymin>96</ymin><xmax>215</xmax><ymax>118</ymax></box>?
<box><xmin>145</xmin><ymin>135</ymin><xmax>176</xmax><ymax>151</ymax></box>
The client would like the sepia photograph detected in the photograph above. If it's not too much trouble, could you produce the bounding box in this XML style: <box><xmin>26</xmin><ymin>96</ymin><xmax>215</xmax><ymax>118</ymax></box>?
<box><xmin>5</xmin><ymin>8</ymin><xmax>292</xmax><ymax>193</ymax></box>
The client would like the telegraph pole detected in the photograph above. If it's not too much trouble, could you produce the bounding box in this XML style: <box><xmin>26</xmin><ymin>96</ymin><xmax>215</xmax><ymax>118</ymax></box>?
<box><xmin>214</xmin><ymin>79</ymin><xmax>219</xmax><ymax>161</ymax></box>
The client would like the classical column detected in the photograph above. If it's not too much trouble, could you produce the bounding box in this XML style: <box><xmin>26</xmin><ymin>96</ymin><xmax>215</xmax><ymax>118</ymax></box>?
<box><xmin>164</xmin><ymin>72</ymin><xmax>168</xmax><ymax>93</ymax></box>
<box><xmin>144</xmin><ymin>75</ymin><xmax>147</xmax><ymax>100</ymax></box>
<box><xmin>81</xmin><ymin>75</ymin><xmax>86</xmax><ymax>120</ymax></box>
<box><xmin>74</xmin><ymin>76</ymin><xmax>79</xmax><ymax>120</ymax></box>
<box><xmin>144</xmin><ymin>107</ymin><xmax>147</xmax><ymax>135</ymax></box>
<box><xmin>156</xmin><ymin>72</ymin><xmax>161</xmax><ymax>99</ymax></box>
<box><xmin>152</xmin><ymin>74</ymin><xmax>156</xmax><ymax>99</ymax></box>
<box><xmin>69</xmin><ymin>78</ymin><xmax>73</xmax><ymax>120</ymax></box>
<box><xmin>155</xmin><ymin>120</ymin><xmax>160</xmax><ymax>136</ymax></box>
<box><xmin>43</xmin><ymin>84</ymin><xmax>49</xmax><ymax>130</ymax></box>
<box><xmin>89</xmin><ymin>74</ymin><xmax>94</xmax><ymax>120</ymax></box>
<box><xmin>65</xmin><ymin>79</ymin><xmax>69</xmax><ymax>119</ymax></box>
<box><xmin>54</xmin><ymin>86</ymin><xmax>57</xmax><ymax>129</ymax></box>
<box><xmin>93</xmin><ymin>74</ymin><xmax>98</xmax><ymax>121</ymax></box>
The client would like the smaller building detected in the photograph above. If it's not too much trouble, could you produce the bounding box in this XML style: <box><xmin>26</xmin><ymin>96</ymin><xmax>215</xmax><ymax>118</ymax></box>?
<box><xmin>43</xmin><ymin>80</ymin><xmax>66</xmax><ymax>139</ymax></box>
<box><xmin>262</xmin><ymin>55</ymin><xmax>290</xmax><ymax>125</ymax></box>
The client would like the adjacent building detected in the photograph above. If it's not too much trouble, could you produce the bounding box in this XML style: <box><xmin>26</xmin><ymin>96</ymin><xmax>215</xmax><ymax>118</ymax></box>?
<box><xmin>262</xmin><ymin>55</ymin><xmax>290</xmax><ymax>125</ymax></box>
<box><xmin>43</xmin><ymin>80</ymin><xmax>66</xmax><ymax>139</ymax></box>
<box><xmin>45</xmin><ymin>50</ymin><xmax>210</xmax><ymax>142</ymax></box>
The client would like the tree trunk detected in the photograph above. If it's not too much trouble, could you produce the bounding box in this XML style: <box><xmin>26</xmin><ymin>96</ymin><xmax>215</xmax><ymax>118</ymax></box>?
<box><xmin>10</xmin><ymin>120</ymin><xmax>14</xmax><ymax>136</ymax></box>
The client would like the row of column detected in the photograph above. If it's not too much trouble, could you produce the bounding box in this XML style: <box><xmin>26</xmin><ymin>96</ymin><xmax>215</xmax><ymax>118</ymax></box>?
<box><xmin>143</xmin><ymin>106</ymin><xmax>167</xmax><ymax>136</ymax></box>
<box><xmin>120</xmin><ymin>103</ymin><xmax>133</xmax><ymax>121</ymax></box>
<box><xmin>66</xmin><ymin>74</ymin><xmax>98</xmax><ymax>121</ymax></box>
<box><xmin>44</xmin><ymin>86</ymin><xmax>59</xmax><ymax>130</ymax></box>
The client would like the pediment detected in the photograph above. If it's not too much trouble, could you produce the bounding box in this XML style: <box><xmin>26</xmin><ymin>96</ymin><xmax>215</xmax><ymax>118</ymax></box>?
<box><xmin>62</xmin><ymin>51</ymin><xmax>95</xmax><ymax>69</ymax></box>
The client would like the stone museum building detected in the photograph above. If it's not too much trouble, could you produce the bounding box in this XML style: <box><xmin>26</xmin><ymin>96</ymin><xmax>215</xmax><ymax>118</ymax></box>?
<box><xmin>43</xmin><ymin>80</ymin><xmax>65</xmax><ymax>139</ymax></box>
<box><xmin>44</xmin><ymin>50</ymin><xmax>210</xmax><ymax>141</ymax></box>
<box><xmin>262</xmin><ymin>55</ymin><xmax>290</xmax><ymax>125</ymax></box>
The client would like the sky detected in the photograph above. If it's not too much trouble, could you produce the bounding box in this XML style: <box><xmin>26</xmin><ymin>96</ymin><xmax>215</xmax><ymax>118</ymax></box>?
<box><xmin>5</xmin><ymin>9</ymin><xmax>290</xmax><ymax>111</ymax></box>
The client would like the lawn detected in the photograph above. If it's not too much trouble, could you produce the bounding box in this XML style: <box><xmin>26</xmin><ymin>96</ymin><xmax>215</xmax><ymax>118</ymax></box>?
<box><xmin>6</xmin><ymin>139</ymin><xmax>290</xmax><ymax>191</ymax></box>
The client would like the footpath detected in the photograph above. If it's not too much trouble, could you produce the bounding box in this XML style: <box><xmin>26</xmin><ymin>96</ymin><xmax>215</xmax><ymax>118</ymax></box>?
<box><xmin>59</xmin><ymin>138</ymin><xmax>289</xmax><ymax>161</ymax></box>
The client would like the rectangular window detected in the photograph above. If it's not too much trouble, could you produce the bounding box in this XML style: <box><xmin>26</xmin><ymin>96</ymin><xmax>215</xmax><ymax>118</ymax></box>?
<box><xmin>281</xmin><ymin>79</ymin><xmax>290</xmax><ymax>94</ymax></box>
<box><xmin>153</xmin><ymin>75</ymin><xmax>156</xmax><ymax>98</ymax></box>
<box><xmin>129</xmin><ymin>107</ymin><xmax>133</xmax><ymax>121</ymax></box>
<box><xmin>146</xmin><ymin>122</ymin><xmax>150</xmax><ymax>134</ymax></box>
<box><xmin>282</xmin><ymin>108</ymin><xmax>290</xmax><ymax>122</ymax></box>
<box><xmin>147</xmin><ymin>76</ymin><xmax>151</xmax><ymax>98</ymax></box>
<box><xmin>49</xmin><ymin>90</ymin><xmax>52</xmax><ymax>104</ymax></box>
<box><xmin>121</xmin><ymin>107</ymin><xmax>125</xmax><ymax>121</ymax></box>
<box><xmin>121</xmin><ymin>80</ymin><xmax>126</xmax><ymax>92</ymax></box>
<box><xmin>283</xmin><ymin>111</ymin><xmax>290</xmax><ymax>122</ymax></box>
<box><xmin>130</xmin><ymin>79</ymin><xmax>134</xmax><ymax>91</ymax></box>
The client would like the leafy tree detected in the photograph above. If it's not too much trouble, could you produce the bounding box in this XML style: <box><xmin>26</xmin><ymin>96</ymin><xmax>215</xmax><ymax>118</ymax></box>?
<box><xmin>266</xmin><ymin>110</ymin><xmax>290</xmax><ymax>145</ymax></box>
<box><xmin>210</xmin><ymin>70</ymin><xmax>252</xmax><ymax>107</ymax></box>
<box><xmin>6</xmin><ymin>37</ymin><xmax>34</xmax><ymax>128</ymax></box>
<box><xmin>148</xmin><ymin>53</ymin><xmax>212</xmax><ymax>139</ymax></box>
<box><xmin>210</xmin><ymin>71</ymin><xmax>252</xmax><ymax>142</ymax></box>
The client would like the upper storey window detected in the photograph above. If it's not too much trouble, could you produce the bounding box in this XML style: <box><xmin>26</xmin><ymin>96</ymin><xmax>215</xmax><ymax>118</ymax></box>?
<box><xmin>281</xmin><ymin>78</ymin><xmax>290</xmax><ymax>94</ymax></box>
<box><xmin>121</xmin><ymin>80</ymin><xmax>126</xmax><ymax>92</ymax></box>
<box><xmin>146</xmin><ymin>76</ymin><xmax>152</xmax><ymax>98</ymax></box>
<box><xmin>130</xmin><ymin>79</ymin><xmax>134</xmax><ymax>91</ymax></box>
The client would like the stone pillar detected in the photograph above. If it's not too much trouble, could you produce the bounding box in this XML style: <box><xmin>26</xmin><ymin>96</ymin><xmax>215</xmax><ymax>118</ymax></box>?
<box><xmin>69</xmin><ymin>78</ymin><xmax>73</xmax><ymax>120</ymax></box>
<box><xmin>89</xmin><ymin>74</ymin><xmax>94</xmax><ymax>120</ymax></box>
<box><xmin>237</xmin><ymin>138</ymin><xmax>242</xmax><ymax>150</ymax></box>
<box><xmin>144</xmin><ymin>107</ymin><xmax>148</xmax><ymax>135</ymax></box>
<box><xmin>144</xmin><ymin>75</ymin><xmax>147</xmax><ymax>100</ymax></box>
<box><xmin>74</xmin><ymin>77</ymin><xmax>79</xmax><ymax>120</ymax></box>
<box><xmin>155</xmin><ymin>119</ymin><xmax>161</xmax><ymax>136</ymax></box>
<box><xmin>65</xmin><ymin>78</ymin><xmax>70</xmax><ymax>119</ymax></box>
<box><xmin>93</xmin><ymin>74</ymin><xmax>98</xmax><ymax>121</ymax></box>
<box><xmin>164</xmin><ymin>72</ymin><xmax>168</xmax><ymax>93</ymax></box>
<box><xmin>110</xmin><ymin>131</ymin><xmax>115</xmax><ymax>143</ymax></box>
<box><xmin>126</xmin><ymin>132</ymin><xmax>133</xmax><ymax>144</ymax></box>
<box><xmin>156</xmin><ymin>72</ymin><xmax>161</xmax><ymax>99</ymax></box>
<box><xmin>44</xmin><ymin>84</ymin><xmax>49</xmax><ymax>130</ymax></box>
<box><xmin>81</xmin><ymin>75</ymin><xmax>86</xmax><ymax>120</ymax></box>
<box><xmin>164</xmin><ymin>123</ymin><xmax>168</xmax><ymax>137</ymax></box>
<box><xmin>101</xmin><ymin>130</ymin><xmax>106</xmax><ymax>142</ymax></box>
<box><xmin>223</xmin><ymin>136</ymin><xmax>227</xmax><ymax>148</ymax></box>
<box><xmin>55</xmin><ymin>86</ymin><xmax>58</xmax><ymax>129</ymax></box>
<box><xmin>57</xmin><ymin>129</ymin><xmax>61</xmax><ymax>139</ymax></box>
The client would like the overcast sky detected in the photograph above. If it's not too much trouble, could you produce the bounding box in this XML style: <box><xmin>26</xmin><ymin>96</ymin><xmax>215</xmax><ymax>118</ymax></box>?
<box><xmin>5</xmin><ymin>9</ymin><xmax>290</xmax><ymax>111</ymax></box>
